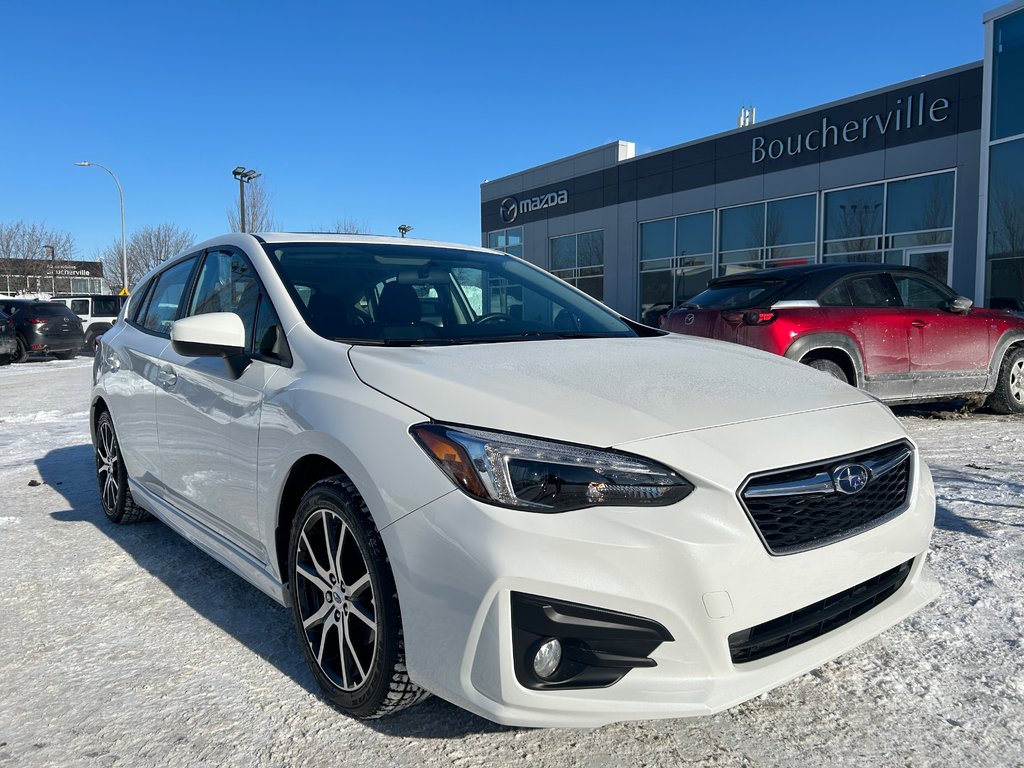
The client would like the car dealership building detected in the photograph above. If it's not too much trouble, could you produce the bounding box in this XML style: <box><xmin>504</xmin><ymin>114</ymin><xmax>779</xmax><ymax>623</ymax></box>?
<box><xmin>481</xmin><ymin>1</ymin><xmax>1024</xmax><ymax>321</ymax></box>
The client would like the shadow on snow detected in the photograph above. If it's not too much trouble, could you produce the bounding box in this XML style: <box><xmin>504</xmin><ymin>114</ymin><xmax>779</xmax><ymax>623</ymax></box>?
<box><xmin>37</xmin><ymin>443</ymin><xmax>511</xmax><ymax>739</ymax></box>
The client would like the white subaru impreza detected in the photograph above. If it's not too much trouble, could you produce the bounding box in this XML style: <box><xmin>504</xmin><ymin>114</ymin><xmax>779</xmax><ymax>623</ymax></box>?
<box><xmin>91</xmin><ymin>233</ymin><xmax>939</xmax><ymax>727</ymax></box>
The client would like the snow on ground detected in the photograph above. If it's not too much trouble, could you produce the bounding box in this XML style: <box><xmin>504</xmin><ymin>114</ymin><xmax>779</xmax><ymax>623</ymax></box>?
<box><xmin>0</xmin><ymin>359</ymin><xmax>1022</xmax><ymax>767</ymax></box>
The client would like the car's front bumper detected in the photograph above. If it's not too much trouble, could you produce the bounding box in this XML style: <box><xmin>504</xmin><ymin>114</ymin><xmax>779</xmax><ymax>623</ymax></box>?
<box><xmin>382</xmin><ymin>402</ymin><xmax>939</xmax><ymax>727</ymax></box>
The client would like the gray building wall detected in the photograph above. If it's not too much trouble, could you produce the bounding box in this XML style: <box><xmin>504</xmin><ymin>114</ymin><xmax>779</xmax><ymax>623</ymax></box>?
<box><xmin>482</xmin><ymin>63</ymin><xmax>984</xmax><ymax>318</ymax></box>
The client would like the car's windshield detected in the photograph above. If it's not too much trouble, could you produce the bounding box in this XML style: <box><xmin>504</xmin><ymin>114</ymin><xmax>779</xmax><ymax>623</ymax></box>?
<box><xmin>684</xmin><ymin>280</ymin><xmax>788</xmax><ymax>309</ymax></box>
<box><xmin>264</xmin><ymin>242</ymin><xmax>638</xmax><ymax>345</ymax></box>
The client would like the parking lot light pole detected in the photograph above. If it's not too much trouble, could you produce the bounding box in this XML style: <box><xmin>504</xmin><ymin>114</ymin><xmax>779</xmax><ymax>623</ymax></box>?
<box><xmin>232</xmin><ymin>167</ymin><xmax>261</xmax><ymax>233</ymax></box>
<box><xmin>75</xmin><ymin>162</ymin><xmax>127</xmax><ymax>292</ymax></box>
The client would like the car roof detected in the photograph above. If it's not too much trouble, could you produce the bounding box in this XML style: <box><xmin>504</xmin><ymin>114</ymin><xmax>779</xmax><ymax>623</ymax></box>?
<box><xmin>708</xmin><ymin>263</ymin><xmax>939</xmax><ymax>285</ymax></box>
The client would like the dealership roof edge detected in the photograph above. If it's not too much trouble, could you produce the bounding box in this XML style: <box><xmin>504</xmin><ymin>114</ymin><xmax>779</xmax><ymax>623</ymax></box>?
<box><xmin>480</xmin><ymin>60</ymin><xmax>983</xmax><ymax>199</ymax></box>
<box><xmin>983</xmin><ymin>0</ymin><xmax>1024</xmax><ymax>23</ymax></box>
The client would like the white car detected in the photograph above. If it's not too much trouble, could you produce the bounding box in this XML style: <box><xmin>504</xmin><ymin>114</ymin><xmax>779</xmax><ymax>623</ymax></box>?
<box><xmin>91</xmin><ymin>233</ymin><xmax>940</xmax><ymax>728</ymax></box>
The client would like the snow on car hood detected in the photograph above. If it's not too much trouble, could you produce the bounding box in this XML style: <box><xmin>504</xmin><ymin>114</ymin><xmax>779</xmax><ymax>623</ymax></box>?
<box><xmin>348</xmin><ymin>334</ymin><xmax>874</xmax><ymax>447</ymax></box>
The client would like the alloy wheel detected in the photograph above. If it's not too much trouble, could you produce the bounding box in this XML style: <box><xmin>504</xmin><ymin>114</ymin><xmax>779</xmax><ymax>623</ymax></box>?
<box><xmin>294</xmin><ymin>508</ymin><xmax>377</xmax><ymax>691</ymax></box>
<box><xmin>1011</xmin><ymin>358</ymin><xmax>1023</xmax><ymax>405</ymax></box>
<box><xmin>95</xmin><ymin>417</ymin><xmax>120</xmax><ymax>514</ymax></box>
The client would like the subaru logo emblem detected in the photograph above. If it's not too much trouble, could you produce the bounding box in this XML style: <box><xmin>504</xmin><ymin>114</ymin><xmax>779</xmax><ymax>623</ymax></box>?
<box><xmin>832</xmin><ymin>463</ymin><xmax>869</xmax><ymax>495</ymax></box>
<box><xmin>499</xmin><ymin>196</ymin><xmax>518</xmax><ymax>224</ymax></box>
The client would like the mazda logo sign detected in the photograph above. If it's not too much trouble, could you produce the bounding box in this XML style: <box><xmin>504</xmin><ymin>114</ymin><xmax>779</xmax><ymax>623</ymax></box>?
<box><xmin>499</xmin><ymin>197</ymin><xmax>518</xmax><ymax>224</ymax></box>
<box><xmin>684</xmin><ymin>313</ymin><xmax>695</xmax><ymax>326</ymax></box>
<box><xmin>831</xmin><ymin>463</ymin><xmax>869</xmax><ymax>495</ymax></box>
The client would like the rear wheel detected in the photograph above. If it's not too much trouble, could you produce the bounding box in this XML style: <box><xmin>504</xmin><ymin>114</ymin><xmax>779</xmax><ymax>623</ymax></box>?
<box><xmin>987</xmin><ymin>347</ymin><xmax>1024</xmax><ymax>415</ymax></box>
<box><xmin>52</xmin><ymin>350</ymin><xmax>76</xmax><ymax>360</ymax></box>
<box><xmin>288</xmin><ymin>477</ymin><xmax>427</xmax><ymax>719</ymax></box>
<box><xmin>95</xmin><ymin>411</ymin><xmax>148</xmax><ymax>523</ymax></box>
<box><xmin>13</xmin><ymin>336</ymin><xmax>28</xmax><ymax>363</ymax></box>
<box><xmin>804</xmin><ymin>357</ymin><xmax>849</xmax><ymax>384</ymax></box>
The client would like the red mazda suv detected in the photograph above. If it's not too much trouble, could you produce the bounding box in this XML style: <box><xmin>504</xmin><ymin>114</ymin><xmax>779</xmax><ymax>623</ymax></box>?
<box><xmin>662</xmin><ymin>264</ymin><xmax>1024</xmax><ymax>413</ymax></box>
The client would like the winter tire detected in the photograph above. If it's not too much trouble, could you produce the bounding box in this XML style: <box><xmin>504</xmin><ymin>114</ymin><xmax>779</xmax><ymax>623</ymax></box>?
<box><xmin>94</xmin><ymin>410</ymin><xmax>148</xmax><ymax>523</ymax></box>
<box><xmin>288</xmin><ymin>477</ymin><xmax>428</xmax><ymax>719</ymax></box>
<box><xmin>986</xmin><ymin>346</ymin><xmax>1024</xmax><ymax>415</ymax></box>
<box><xmin>805</xmin><ymin>358</ymin><xmax>849</xmax><ymax>384</ymax></box>
<box><xmin>52</xmin><ymin>350</ymin><xmax>76</xmax><ymax>360</ymax></box>
<box><xmin>13</xmin><ymin>336</ymin><xmax>28</xmax><ymax>364</ymax></box>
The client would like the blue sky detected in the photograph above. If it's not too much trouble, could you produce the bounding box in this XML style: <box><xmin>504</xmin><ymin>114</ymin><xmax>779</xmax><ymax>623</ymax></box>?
<box><xmin>0</xmin><ymin>0</ymin><xmax>993</xmax><ymax>261</ymax></box>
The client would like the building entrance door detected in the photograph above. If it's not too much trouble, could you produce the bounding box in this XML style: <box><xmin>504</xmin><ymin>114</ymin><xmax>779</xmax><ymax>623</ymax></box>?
<box><xmin>902</xmin><ymin>246</ymin><xmax>952</xmax><ymax>284</ymax></box>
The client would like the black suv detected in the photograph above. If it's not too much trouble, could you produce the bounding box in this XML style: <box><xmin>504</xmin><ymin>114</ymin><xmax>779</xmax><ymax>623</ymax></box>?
<box><xmin>0</xmin><ymin>299</ymin><xmax>85</xmax><ymax>362</ymax></box>
<box><xmin>0</xmin><ymin>309</ymin><xmax>16</xmax><ymax>365</ymax></box>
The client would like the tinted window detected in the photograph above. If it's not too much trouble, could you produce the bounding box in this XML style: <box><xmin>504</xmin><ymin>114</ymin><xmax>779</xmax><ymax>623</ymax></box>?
<box><xmin>139</xmin><ymin>257</ymin><xmax>198</xmax><ymax>335</ymax></box>
<box><xmin>92</xmin><ymin>297</ymin><xmax>121</xmax><ymax>316</ymax></box>
<box><xmin>819</xmin><ymin>282</ymin><xmax>852</xmax><ymax>306</ymax></box>
<box><xmin>720</xmin><ymin>203</ymin><xmax>764</xmax><ymax>252</ymax></box>
<box><xmin>825</xmin><ymin>185</ymin><xmax>883</xmax><ymax>240</ymax></box>
<box><xmin>187</xmin><ymin>250</ymin><xmax>260</xmax><ymax>347</ymax></box>
<box><xmin>71</xmin><ymin>299</ymin><xmax>89</xmax><ymax>315</ymax></box>
<box><xmin>685</xmin><ymin>281</ymin><xmax>787</xmax><ymax>309</ymax></box>
<box><xmin>844</xmin><ymin>274</ymin><xmax>898</xmax><ymax>308</ymax></box>
<box><xmin>252</xmin><ymin>295</ymin><xmax>289</xmax><ymax>363</ymax></box>
<box><xmin>129</xmin><ymin>279</ymin><xmax>154</xmax><ymax>324</ymax></box>
<box><xmin>885</xmin><ymin>173</ymin><xmax>954</xmax><ymax>234</ymax></box>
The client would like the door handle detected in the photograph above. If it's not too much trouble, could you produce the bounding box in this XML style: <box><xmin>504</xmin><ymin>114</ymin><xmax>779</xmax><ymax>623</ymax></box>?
<box><xmin>911</xmin><ymin>320</ymin><xmax>928</xmax><ymax>328</ymax></box>
<box><xmin>157</xmin><ymin>369</ymin><xmax>177</xmax><ymax>387</ymax></box>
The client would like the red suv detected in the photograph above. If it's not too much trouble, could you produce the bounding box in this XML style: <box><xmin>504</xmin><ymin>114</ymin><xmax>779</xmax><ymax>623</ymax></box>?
<box><xmin>662</xmin><ymin>264</ymin><xmax>1024</xmax><ymax>413</ymax></box>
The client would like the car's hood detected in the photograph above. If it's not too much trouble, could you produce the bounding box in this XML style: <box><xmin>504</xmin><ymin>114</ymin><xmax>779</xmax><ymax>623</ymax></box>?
<box><xmin>347</xmin><ymin>334</ymin><xmax>874</xmax><ymax>447</ymax></box>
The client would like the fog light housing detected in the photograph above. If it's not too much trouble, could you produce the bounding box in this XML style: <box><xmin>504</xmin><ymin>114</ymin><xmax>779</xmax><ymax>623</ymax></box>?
<box><xmin>532</xmin><ymin>638</ymin><xmax>562</xmax><ymax>679</ymax></box>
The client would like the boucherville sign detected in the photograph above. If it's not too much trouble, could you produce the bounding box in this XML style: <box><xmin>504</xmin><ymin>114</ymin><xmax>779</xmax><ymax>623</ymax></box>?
<box><xmin>751</xmin><ymin>91</ymin><xmax>950</xmax><ymax>164</ymax></box>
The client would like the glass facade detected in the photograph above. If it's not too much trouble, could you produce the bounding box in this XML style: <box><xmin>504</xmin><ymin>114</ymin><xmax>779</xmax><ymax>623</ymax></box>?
<box><xmin>639</xmin><ymin>212</ymin><xmax>713</xmax><ymax>318</ymax></box>
<box><xmin>718</xmin><ymin>195</ymin><xmax>816</xmax><ymax>275</ymax></box>
<box><xmin>487</xmin><ymin>227</ymin><xmax>523</xmax><ymax>259</ymax></box>
<box><xmin>985</xmin><ymin>6</ymin><xmax>1024</xmax><ymax>310</ymax></box>
<box><xmin>550</xmin><ymin>231</ymin><xmax>604</xmax><ymax>300</ymax></box>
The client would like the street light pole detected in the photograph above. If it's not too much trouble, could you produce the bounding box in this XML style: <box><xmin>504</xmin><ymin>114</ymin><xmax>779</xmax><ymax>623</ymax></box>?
<box><xmin>232</xmin><ymin>167</ymin><xmax>261</xmax><ymax>233</ymax></box>
<box><xmin>42</xmin><ymin>244</ymin><xmax>55</xmax><ymax>294</ymax></box>
<box><xmin>75</xmin><ymin>162</ymin><xmax>127</xmax><ymax>292</ymax></box>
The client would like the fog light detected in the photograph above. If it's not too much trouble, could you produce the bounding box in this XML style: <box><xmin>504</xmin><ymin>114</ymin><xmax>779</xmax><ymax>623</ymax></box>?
<box><xmin>532</xmin><ymin>638</ymin><xmax>562</xmax><ymax>679</ymax></box>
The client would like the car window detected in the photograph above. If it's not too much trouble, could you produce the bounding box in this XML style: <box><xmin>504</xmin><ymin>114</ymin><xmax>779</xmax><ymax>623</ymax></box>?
<box><xmin>70</xmin><ymin>299</ymin><xmax>90</xmax><ymax>315</ymax></box>
<box><xmin>891</xmin><ymin>274</ymin><xmax>953</xmax><ymax>309</ymax></box>
<box><xmin>843</xmin><ymin>274</ymin><xmax>899</xmax><ymax>308</ymax></box>
<box><xmin>252</xmin><ymin>294</ymin><xmax>290</xmax><ymax>364</ymax></box>
<box><xmin>138</xmin><ymin>257</ymin><xmax>199</xmax><ymax>336</ymax></box>
<box><xmin>684</xmin><ymin>281</ymin><xmax>788</xmax><ymax>309</ymax></box>
<box><xmin>93</xmin><ymin>297</ymin><xmax>121</xmax><ymax>316</ymax></box>
<box><xmin>819</xmin><ymin>281</ymin><xmax>852</xmax><ymax>306</ymax></box>
<box><xmin>187</xmin><ymin>250</ymin><xmax>261</xmax><ymax>348</ymax></box>
<box><xmin>129</xmin><ymin>279</ymin><xmax>154</xmax><ymax>325</ymax></box>
<box><xmin>264</xmin><ymin>242</ymin><xmax>638</xmax><ymax>345</ymax></box>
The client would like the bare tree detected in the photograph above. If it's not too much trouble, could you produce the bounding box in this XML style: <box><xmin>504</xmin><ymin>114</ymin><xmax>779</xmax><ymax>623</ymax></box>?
<box><xmin>0</xmin><ymin>221</ymin><xmax>77</xmax><ymax>294</ymax></box>
<box><xmin>308</xmin><ymin>217</ymin><xmax>371</xmax><ymax>234</ymax></box>
<box><xmin>227</xmin><ymin>175</ymin><xmax>277</xmax><ymax>233</ymax></box>
<box><xmin>99</xmin><ymin>223</ymin><xmax>195</xmax><ymax>292</ymax></box>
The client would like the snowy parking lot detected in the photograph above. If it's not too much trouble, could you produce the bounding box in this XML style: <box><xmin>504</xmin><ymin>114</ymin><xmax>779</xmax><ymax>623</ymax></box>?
<box><xmin>1</xmin><ymin>358</ymin><xmax>1022</xmax><ymax>767</ymax></box>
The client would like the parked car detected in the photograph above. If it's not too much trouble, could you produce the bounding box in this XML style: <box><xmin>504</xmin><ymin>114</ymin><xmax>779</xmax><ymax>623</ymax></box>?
<box><xmin>662</xmin><ymin>264</ymin><xmax>1024</xmax><ymax>413</ymax></box>
<box><xmin>0</xmin><ymin>298</ymin><xmax>85</xmax><ymax>362</ymax></box>
<box><xmin>92</xmin><ymin>234</ymin><xmax>939</xmax><ymax>727</ymax></box>
<box><xmin>52</xmin><ymin>293</ymin><xmax>126</xmax><ymax>352</ymax></box>
<box><xmin>0</xmin><ymin>309</ymin><xmax>16</xmax><ymax>365</ymax></box>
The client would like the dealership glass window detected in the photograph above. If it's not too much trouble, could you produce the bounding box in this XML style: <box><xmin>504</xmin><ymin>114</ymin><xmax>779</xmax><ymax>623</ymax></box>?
<box><xmin>885</xmin><ymin>173</ymin><xmax>954</xmax><ymax>235</ymax></box>
<box><xmin>718</xmin><ymin>195</ymin><xmax>815</xmax><ymax>272</ymax></box>
<box><xmin>992</xmin><ymin>8</ymin><xmax>1024</xmax><ymax>141</ymax></box>
<box><xmin>986</xmin><ymin>138</ymin><xmax>1024</xmax><ymax>307</ymax></box>
<box><xmin>550</xmin><ymin>231</ymin><xmax>604</xmax><ymax>301</ymax></box>
<box><xmin>640</xmin><ymin>212</ymin><xmax>713</xmax><ymax>320</ymax></box>
<box><xmin>486</xmin><ymin>227</ymin><xmax>523</xmax><ymax>259</ymax></box>
<box><xmin>823</xmin><ymin>184</ymin><xmax>884</xmax><ymax>259</ymax></box>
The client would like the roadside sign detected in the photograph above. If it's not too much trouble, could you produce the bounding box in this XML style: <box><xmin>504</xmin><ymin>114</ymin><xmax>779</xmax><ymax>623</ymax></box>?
<box><xmin>119</xmin><ymin>288</ymin><xmax>129</xmax><ymax>296</ymax></box>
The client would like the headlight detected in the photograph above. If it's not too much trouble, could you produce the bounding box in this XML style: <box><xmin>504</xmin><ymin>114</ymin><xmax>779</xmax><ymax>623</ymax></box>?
<box><xmin>410</xmin><ymin>423</ymin><xmax>694</xmax><ymax>513</ymax></box>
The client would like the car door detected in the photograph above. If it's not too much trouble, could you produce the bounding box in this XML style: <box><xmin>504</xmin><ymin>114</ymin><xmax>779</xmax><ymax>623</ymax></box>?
<box><xmin>889</xmin><ymin>271</ymin><xmax>990</xmax><ymax>394</ymax></box>
<box><xmin>154</xmin><ymin>247</ymin><xmax>289</xmax><ymax>560</ymax></box>
<box><xmin>818</xmin><ymin>273</ymin><xmax>911</xmax><ymax>397</ymax></box>
<box><xmin>105</xmin><ymin>256</ymin><xmax>200</xmax><ymax>492</ymax></box>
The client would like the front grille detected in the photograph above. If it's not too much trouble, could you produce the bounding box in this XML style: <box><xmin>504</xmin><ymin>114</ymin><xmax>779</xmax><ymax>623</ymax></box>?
<box><xmin>729</xmin><ymin>558</ymin><xmax>914</xmax><ymax>663</ymax></box>
<box><xmin>739</xmin><ymin>440</ymin><xmax>913</xmax><ymax>555</ymax></box>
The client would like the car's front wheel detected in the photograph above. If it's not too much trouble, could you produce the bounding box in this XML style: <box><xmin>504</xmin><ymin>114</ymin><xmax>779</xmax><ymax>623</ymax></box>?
<box><xmin>94</xmin><ymin>410</ymin><xmax>148</xmax><ymax>523</ymax></box>
<box><xmin>987</xmin><ymin>346</ymin><xmax>1024</xmax><ymax>415</ymax></box>
<box><xmin>288</xmin><ymin>477</ymin><xmax>428</xmax><ymax>719</ymax></box>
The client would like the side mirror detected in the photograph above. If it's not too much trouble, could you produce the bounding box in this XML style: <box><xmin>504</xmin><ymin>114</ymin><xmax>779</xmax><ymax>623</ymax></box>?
<box><xmin>171</xmin><ymin>312</ymin><xmax>250</xmax><ymax>378</ymax></box>
<box><xmin>947</xmin><ymin>296</ymin><xmax>973</xmax><ymax>315</ymax></box>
